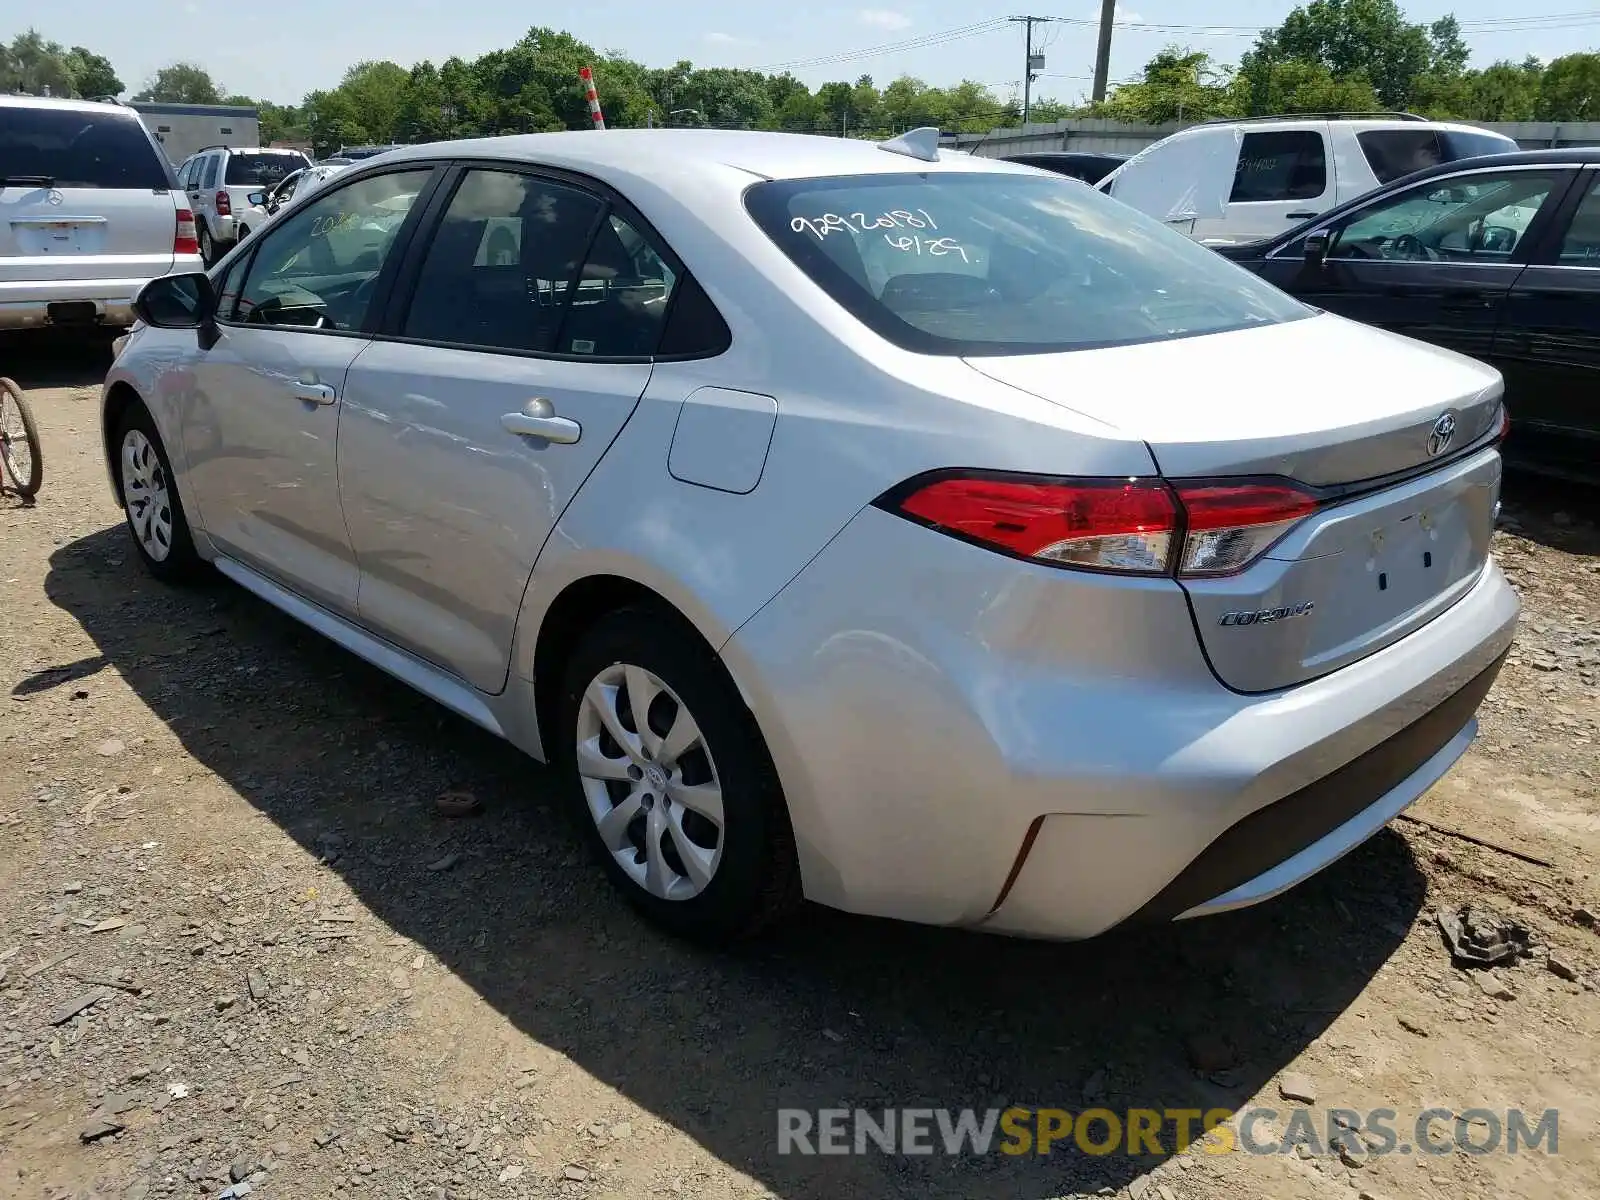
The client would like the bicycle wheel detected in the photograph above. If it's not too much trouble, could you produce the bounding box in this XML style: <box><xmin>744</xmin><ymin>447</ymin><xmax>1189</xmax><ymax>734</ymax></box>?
<box><xmin>0</xmin><ymin>377</ymin><xmax>43</xmax><ymax>499</ymax></box>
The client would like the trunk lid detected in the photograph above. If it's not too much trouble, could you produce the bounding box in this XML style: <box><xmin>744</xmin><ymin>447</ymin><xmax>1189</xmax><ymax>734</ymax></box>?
<box><xmin>966</xmin><ymin>314</ymin><xmax>1504</xmax><ymax>692</ymax></box>
<box><xmin>1</xmin><ymin>185</ymin><xmax>177</xmax><ymax>283</ymax></box>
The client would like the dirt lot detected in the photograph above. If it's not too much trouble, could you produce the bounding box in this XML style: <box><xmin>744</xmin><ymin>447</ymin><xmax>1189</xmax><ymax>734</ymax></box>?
<box><xmin>1</xmin><ymin>333</ymin><xmax>1598</xmax><ymax>1200</ymax></box>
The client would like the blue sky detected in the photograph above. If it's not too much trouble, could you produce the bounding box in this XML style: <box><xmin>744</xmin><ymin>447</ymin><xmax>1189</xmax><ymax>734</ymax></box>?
<box><xmin>32</xmin><ymin>0</ymin><xmax>1600</xmax><ymax>105</ymax></box>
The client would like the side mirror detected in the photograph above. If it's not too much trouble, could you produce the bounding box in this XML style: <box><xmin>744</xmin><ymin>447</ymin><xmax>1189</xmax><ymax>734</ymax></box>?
<box><xmin>132</xmin><ymin>272</ymin><xmax>216</xmax><ymax>329</ymax></box>
<box><xmin>1303</xmin><ymin>229</ymin><xmax>1330</xmax><ymax>267</ymax></box>
<box><xmin>247</xmin><ymin>191</ymin><xmax>266</xmax><ymax>207</ymax></box>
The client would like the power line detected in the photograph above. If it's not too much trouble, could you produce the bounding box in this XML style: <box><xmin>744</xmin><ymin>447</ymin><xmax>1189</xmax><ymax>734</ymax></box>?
<box><xmin>753</xmin><ymin>19</ymin><xmax>1010</xmax><ymax>72</ymax></box>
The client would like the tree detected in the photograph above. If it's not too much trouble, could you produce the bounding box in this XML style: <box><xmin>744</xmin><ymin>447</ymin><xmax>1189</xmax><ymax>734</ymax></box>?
<box><xmin>63</xmin><ymin>46</ymin><xmax>122</xmax><ymax>97</ymax></box>
<box><xmin>1537</xmin><ymin>53</ymin><xmax>1600</xmax><ymax>122</ymax></box>
<box><xmin>135</xmin><ymin>62</ymin><xmax>223</xmax><ymax>104</ymax></box>
<box><xmin>1103</xmin><ymin>47</ymin><xmax>1237</xmax><ymax>124</ymax></box>
<box><xmin>0</xmin><ymin>31</ymin><xmax>76</xmax><ymax>96</ymax></box>
<box><xmin>1231</xmin><ymin>56</ymin><xmax>1380</xmax><ymax>114</ymax></box>
<box><xmin>1237</xmin><ymin>0</ymin><xmax>1435</xmax><ymax>110</ymax></box>
<box><xmin>337</xmin><ymin>61</ymin><xmax>411</xmax><ymax>142</ymax></box>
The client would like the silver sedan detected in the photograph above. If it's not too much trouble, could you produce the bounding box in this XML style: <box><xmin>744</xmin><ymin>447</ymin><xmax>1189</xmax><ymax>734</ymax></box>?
<box><xmin>101</xmin><ymin>128</ymin><xmax>1517</xmax><ymax>943</ymax></box>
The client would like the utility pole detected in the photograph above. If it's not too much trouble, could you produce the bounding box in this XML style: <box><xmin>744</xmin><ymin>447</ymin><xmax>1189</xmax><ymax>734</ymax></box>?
<box><xmin>1012</xmin><ymin>15</ymin><xmax>1045</xmax><ymax>125</ymax></box>
<box><xmin>1091</xmin><ymin>0</ymin><xmax>1117</xmax><ymax>104</ymax></box>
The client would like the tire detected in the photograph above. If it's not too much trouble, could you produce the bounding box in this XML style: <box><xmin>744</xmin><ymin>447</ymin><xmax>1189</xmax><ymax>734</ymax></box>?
<box><xmin>236</xmin><ymin>224</ymin><xmax>250</xmax><ymax>243</ymax></box>
<box><xmin>0</xmin><ymin>377</ymin><xmax>42</xmax><ymax>499</ymax></box>
<box><xmin>556</xmin><ymin>605</ymin><xmax>801</xmax><ymax>943</ymax></box>
<box><xmin>197</xmin><ymin>222</ymin><xmax>215</xmax><ymax>265</ymax></box>
<box><xmin>113</xmin><ymin>402</ymin><xmax>204</xmax><ymax>582</ymax></box>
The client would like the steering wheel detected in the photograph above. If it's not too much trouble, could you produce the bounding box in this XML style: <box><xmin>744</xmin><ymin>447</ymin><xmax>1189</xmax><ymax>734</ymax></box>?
<box><xmin>1390</xmin><ymin>234</ymin><xmax>1434</xmax><ymax>262</ymax></box>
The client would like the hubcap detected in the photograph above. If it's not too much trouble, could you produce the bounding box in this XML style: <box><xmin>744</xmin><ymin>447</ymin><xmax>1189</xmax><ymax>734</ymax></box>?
<box><xmin>575</xmin><ymin>663</ymin><xmax>724</xmax><ymax>901</ymax></box>
<box><xmin>120</xmin><ymin>429</ymin><xmax>173</xmax><ymax>562</ymax></box>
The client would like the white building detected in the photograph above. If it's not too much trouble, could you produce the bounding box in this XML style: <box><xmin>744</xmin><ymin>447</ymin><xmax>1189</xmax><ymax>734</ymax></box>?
<box><xmin>130</xmin><ymin>101</ymin><xmax>260</xmax><ymax>164</ymax></box>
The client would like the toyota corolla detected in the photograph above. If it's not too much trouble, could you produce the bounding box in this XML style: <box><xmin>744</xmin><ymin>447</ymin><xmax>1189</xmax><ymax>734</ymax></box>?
<box><xmin>101</xmin><ymin>128</ymin><xmax>1518</xmax><ymax>943</ymax></box>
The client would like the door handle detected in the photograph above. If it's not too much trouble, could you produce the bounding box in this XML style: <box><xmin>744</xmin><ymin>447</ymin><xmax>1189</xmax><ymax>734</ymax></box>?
<box><xmin>501</xmin><ymin>398</ymin><xmax>581</xmax><ymax>444</ymax></box>
<box><xmin>291</xmin><ymin>382</ymin><xmax>337</xmax><ymax>405</ymax></box>
<box><xmin>1286</xmin><ymin>211</ymin><xmax>1319</xmax><ymax>220</ymax></box>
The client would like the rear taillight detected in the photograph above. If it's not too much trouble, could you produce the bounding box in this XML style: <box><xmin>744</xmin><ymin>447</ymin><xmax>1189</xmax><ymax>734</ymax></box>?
<box><xmin>1495</xmin><ymin>403</ymin><xmax>1511</xmax><ymax>444</ymax></box>
<box><xmin>174</xmin><ymin>208</ymin><xmax>199</xmax><ymax>256</ymax></box>
<box><xmin>1174</xmin><ymin>481</ymin><xmax>1320</xmax><ymax>575</ymax></box>
<box><xmin>896</xmin><ymin>475</ymin><xmax>1177</xmax><ymax>575</ymax></box>
<box><xmin>883</xmin><ymin>471</ymin><xmax>1322</xmax><ymax>578</ymax></box>
<box><xmin>215</xmin><ymin>189</ymin><xmax>231</xmax><ymax>216</ymax></box>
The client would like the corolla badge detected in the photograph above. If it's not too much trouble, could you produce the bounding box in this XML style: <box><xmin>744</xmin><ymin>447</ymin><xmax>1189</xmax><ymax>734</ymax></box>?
<box><xmin>1426</xmin><ymin>412</ymin><xmax>1458</xmax><ymax>458</ymax></box>
<box><xmin>1219</xmin><ymin>601</ymin><xmax>1316</xmax><ymax>627</ymax></box>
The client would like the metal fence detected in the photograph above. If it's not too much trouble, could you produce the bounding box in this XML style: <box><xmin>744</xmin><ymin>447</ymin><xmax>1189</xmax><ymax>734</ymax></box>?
<box><xmin>941</xmin><ymin>118</ymin><xmax>1600</xmax><ymax>158</ymax></box>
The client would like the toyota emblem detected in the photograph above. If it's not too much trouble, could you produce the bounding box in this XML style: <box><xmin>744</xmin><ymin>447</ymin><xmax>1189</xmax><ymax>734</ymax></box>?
<box><xmin>1426</xmin><ymin>412</ymin><xmax>1457</xmax><ymax>458</ymax></box>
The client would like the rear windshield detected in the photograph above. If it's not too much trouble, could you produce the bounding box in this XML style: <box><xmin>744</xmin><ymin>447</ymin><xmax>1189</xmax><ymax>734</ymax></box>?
<box><xmin>0</xmin><ymin>107</ymin><xmax>170</xmax><ymax>189</ymax></box>
<box><xmin>1358</xmin><ymin>129</ymin><xmax>1519</xmax><ymax>185</ymax></box>
<box><xmin>226</xmin><ymin>153</ymin><xmax>310</xmax><ymax>185</ymax></box>
<box><xmin>744</xmin><ymin>172</ymin><xmax>1310</xmax><ymax>356</ymax></box>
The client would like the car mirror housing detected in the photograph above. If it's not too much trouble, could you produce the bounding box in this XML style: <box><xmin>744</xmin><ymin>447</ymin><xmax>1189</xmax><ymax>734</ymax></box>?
<box><xmin>247</xmin><ymin>190</ymin><xmax>266</xmax><ymax>206</ymax></box>
<box><xmin>1303</xmin><ymin>230</ymin><xmax>1330</xmax><ymax>267</ymax></box>
<box><xmin>132</xmin><ymin>272</ymin><xmax>216</xmax><ymax>330</ymax></box>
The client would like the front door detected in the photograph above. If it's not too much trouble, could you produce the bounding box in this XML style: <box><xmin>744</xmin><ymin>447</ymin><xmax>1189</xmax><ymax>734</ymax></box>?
<box><xmin>182</xmin><ymin>166</ymin><xmax>436</xmax><ymax>614</ymax></box>
<box><xmin>1194</xmin><ymin>125</ymin><xmax>1334</xmax><ymax>244</ymax></box>
<box><xmin>338</xmin><ymin>166</ymin><xmax>676</xmax><ymax>692</ymax></box>
<box><xmin>1263</xmin><ymin>167</ymin><xmax>1573</xmax><ymax>361</ymax></box>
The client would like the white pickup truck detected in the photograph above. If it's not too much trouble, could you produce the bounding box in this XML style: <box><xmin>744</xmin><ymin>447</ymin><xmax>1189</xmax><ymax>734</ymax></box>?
<box><xmin>1098</xmin><ymin>115</ymin><xmax>1520</xmax><ymax>245</ymax></box>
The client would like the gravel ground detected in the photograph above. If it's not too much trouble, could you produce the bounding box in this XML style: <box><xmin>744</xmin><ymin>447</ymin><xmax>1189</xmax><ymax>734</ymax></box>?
<box><xmin>2</xmin><ymin>333</ymin><xmax>1598</xmax><ymax>1200</ymax></box>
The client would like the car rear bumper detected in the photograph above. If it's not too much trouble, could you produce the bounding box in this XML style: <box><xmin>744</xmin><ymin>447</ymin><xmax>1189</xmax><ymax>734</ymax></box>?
<box><xmin>723</xmin><ymin>504</ymin><xmax>1519</xmax><ymax>940</ymax></box>
<box><xmin>0</xmin><ymin>266</ymin><xmax>198</xmax><ymax>330</ymax></box>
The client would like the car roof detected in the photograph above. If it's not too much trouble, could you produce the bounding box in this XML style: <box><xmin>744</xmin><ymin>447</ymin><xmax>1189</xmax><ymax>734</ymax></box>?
<box><xmin>1004</xmin><ymin>150</ymin><xmax>1126</xmax><ymax>160</ymax></box>
<box><xmin>0</xmin><ymin>93</ymin><xmax>140</xmax><ymax>117</ymax></box>
<box><xmin>375</xmin><ymin>129</ymin><xmax>1034</xmax><ymax>185</ymax></box>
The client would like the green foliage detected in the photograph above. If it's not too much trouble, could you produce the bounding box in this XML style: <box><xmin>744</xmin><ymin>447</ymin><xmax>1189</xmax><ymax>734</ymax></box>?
<box><xmin>1107</xmin><ymin>2</ymin><xmax>1600</xmax><ymax>126</ymax></box>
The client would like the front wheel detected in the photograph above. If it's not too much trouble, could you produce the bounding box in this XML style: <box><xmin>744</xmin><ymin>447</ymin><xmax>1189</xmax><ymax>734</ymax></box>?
<box><xmin>115</xmin><ymin>403</ymin><xmax>203</xmax><ymax>581</ymax></box>
<box><xmin>0</xmin><ymin>377</ymin><xmax>42</xmax><ymax>499</ymax></box>
<box><xmin>557</xmin><ymin>607</ymin><xmax>800</xmax><ymax>943</ymax></box>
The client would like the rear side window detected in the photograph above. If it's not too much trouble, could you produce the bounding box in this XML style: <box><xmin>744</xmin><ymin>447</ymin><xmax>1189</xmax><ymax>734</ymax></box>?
<box><xmin>1359</xmin><ymin>129</ymin><xmax>1519</xmax><ymax>185</ymax></box>
<box><xmin>0</xmin><ymin>107</ymin><xmax>170</xmax><ymax>189</ymax></box>
<box><xmin>200</xmin><ymin>155</ymin><xmax>220</xmax><ymax>188</ymax></box>
<box><xmin>745</xmin><ymin>172</ymin><xmax>1309</xmax><ymax>356</ymax></box>
<box><xmin>227</xmin><ymin>153</ymin><xmax>309</xmax><ymax>186</ymax></box>
<box><xmin>1232</xmin><ymin>131</ymin><xmax>1327</xmax><ymax>202</ymax></box>
<box><xmin>402</xmin><ymin>169</ymin><xmax>679</xmax><ymax>358</ymax></box>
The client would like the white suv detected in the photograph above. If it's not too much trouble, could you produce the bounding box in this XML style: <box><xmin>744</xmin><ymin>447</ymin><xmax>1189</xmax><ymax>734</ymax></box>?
<box><xmin>1100</xmin><ymin>114</ymin><xmax>1519</xmax><ymax>245</ymax></box>
<box><xmin>177</xmin><ymin>146</ymin><xmax>311</xmax><ymax>262</ymax></box>
<box><xmin>0</xmin><ymin>95</ymin><xmax>203</xmax><ymax>332</ymax></box>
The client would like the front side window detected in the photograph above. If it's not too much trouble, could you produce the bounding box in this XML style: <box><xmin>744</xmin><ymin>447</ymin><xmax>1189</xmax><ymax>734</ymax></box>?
<box><xmin>1331</xmin><ymin>171</ymin><xmax>1559</xmax><ymax>262</ymax></box>
<box><xmin>1231</xmin><ymin>131</ymin><xmax>1327</xmax><ymax>202</ymax></box>
<box><xmin>746</xmin><ymin>172</ymin><xmax>1309</xmax><ymax>356</ymax></box>
<box><xmin>232</xmin><ymin>169</ymin><xmax>430</xmax><ymax>331</ymax></box>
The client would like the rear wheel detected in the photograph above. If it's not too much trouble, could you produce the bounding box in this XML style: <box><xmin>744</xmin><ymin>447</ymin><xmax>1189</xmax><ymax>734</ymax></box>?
<box><xmin>0</xmin><ymin>377</ymin><xmax>42</xmax><ymax>499</ymax></box>
<box><xmin>197</xmin><ymin>222</ymin><xmax>216</xmax><ymax>265</ymax></box>
<box><xmin>115</xmin><ymin>403</ymin><xmax>203</xmax><ymax>581</ymax></box>
<box><xmin>557</xmin><ymin>606</ymin><xmax>800</xmax><ymax>943</ymax></box>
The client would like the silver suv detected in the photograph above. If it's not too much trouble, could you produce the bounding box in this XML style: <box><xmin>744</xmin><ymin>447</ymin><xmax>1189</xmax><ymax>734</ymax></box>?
<box><xmin>177</xmin><ymin>145</ymin><xmax>310</xmax><ymax>262</ymax></box>
<box><xmin>0</xmin><ymin>95</ymin><xmax>202</xmax><ymax>332</ymax></box>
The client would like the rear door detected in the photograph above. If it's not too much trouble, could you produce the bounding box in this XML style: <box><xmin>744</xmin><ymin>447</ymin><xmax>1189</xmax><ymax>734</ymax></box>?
<box><xmin>1196</xmin><ymin>124</ymin><xmax>1334</xmax><ymax>244</ymax></box>
<box><xmin>1256</xmin><ymin>165</ymin><xmax>1576</xmax><ymax>360</ymax></box>
<box><xmin>337</xmin><ymin>164</ymin><xmax>668</xmax><ymax>692</ymax></box>
<box><xmin>0</xmin><ymin>103</ymin><xmax>176</xmax><ymax>285</ymax></box>
<box><xmin>1490</xmin><ymin>167</ymin><xmax>1600</xmax><ymax>474</ymax></box>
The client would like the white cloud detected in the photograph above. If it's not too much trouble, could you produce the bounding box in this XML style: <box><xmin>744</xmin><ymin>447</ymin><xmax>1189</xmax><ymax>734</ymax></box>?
<box><xmin>1084</xmin><ymin>2</ymin><xmax>1141</xmax><ymax>20</ymax></box>
<box><xmin>703</xmin><ymin>32</ymin><xmax>748</xmax><ymax>45</ymax></box>
<box><xmin>858</xmin><ymin>9</ymin><xmax>913</xmax><ymax>32</ymax></box>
